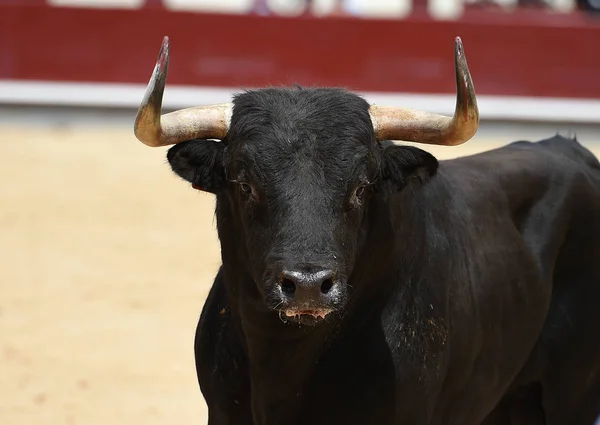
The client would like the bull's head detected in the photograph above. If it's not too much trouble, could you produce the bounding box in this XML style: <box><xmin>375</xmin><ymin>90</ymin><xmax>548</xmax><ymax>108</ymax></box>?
<box><xmin>134</xmin><ymin>37</ymin><xmax>478</xmax><ymax>326</ymax></box>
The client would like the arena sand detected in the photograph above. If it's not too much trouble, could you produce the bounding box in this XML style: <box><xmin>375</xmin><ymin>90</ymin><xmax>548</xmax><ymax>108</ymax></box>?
<box><xmin>1</xmin><ymin>126</ymin><xmax>598</xmax><ymax>425</ymax></box>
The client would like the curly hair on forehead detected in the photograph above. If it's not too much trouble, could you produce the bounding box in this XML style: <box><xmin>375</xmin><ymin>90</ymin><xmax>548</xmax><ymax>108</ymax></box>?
<box><xmin>226</xmin><ymin>86</ymin><xmax>376</xmax><ymax>148</ymax></box>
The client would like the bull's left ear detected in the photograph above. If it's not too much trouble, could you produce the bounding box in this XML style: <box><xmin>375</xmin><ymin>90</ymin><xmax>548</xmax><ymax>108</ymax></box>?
<box><xmin>166</xmin><ymin>140</ymin><xmax>226</xmax><ymax>194</ymax></box>
<box><xmin>378</xmin><ymin>144</ymin><xmax>439</xmax><ymax>191</ymax></box>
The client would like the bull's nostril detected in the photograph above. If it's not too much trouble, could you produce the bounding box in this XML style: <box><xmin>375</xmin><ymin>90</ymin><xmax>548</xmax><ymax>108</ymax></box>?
<box><xmin>280</xmin><ymin>278</ymin><xmax>296</xmax><ymax>296</ymax></box>
<box><xmin>321</xmin><ymin>278</ymin><xmax>334</xmax><ymax>294</ymax></box>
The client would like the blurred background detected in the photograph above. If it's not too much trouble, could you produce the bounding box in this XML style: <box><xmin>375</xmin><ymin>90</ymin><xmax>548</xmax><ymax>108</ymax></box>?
<box><xmin>1</xmin><ymin>1</ymin><xmax>599</xmax><ymax>424</ymax></box>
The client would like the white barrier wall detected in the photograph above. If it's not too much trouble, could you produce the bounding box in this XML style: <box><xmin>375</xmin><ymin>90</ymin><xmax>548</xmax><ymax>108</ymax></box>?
<box><xmin>47</xmin><ymin>0</ymin><xmax>577</xmax><ymax>17</ymax></box>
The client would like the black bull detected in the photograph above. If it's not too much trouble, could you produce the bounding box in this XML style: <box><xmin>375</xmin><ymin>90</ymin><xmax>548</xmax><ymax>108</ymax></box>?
<box><xmin>160</xmin><ymin>87</ymin><xmax>600</xmax><ymax>425</ymax></box>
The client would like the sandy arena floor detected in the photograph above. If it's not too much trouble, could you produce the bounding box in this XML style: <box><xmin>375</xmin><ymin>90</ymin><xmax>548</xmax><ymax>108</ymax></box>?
<box><xmin>1</xmin><ymin>126</ymin><xmax>599</xmax><ymax>425</ymax></box>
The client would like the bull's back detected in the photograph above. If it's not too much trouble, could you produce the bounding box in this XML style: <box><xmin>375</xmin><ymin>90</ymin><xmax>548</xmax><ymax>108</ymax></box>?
<box><xmin>534</xmin><ymin>134</ymin><xmax>600</xmax><ymax>171</ymax></box>
<box><xmin>532</xmin><ymin>137</ymin><xmax>600</xmax><ymax>425</ymax></box>
<box><xmin>488</xmin><ymin>135</ymin><xmax>600</xmax><ymax>281</ymax></box>
<box><xmin>455</xmin><ymin>135</ymin><xmax>600</xmax><ymax>425</ymax></box>
<box><xmin>441</xmin><ymin>136</ymin><xmax>599</xmax><ymax>280</ymax></box>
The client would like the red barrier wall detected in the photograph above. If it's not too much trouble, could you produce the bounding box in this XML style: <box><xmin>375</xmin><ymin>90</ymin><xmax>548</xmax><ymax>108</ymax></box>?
<box><xmin>1</xmin><ymin>4</ymin><xmax>599</xmax><ymax>98</ymax></box>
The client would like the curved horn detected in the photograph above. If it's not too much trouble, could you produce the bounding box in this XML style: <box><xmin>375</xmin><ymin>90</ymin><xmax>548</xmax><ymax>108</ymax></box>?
<box><xmin>134</xmin><ymin>36</ymin><xmax>232</xmax><ymax>147</ymax></box>
<box><xmin>369</xmin><ymin>37</ymin><xmax>479</xmax><ymax>146</ymax></box>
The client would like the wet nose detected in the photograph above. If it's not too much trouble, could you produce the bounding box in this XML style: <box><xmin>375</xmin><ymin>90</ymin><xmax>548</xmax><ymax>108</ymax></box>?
<box><xmin>279</xmin><ymin>269</ymin><xmax>336</xmax><ymax>301</ymax></box>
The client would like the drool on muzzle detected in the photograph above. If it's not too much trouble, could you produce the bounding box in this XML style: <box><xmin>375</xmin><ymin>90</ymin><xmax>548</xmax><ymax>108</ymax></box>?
<box><xmin>133</xmin><ymin>36</ymin><xmax>479</xmax><ymax>148</ymax></box>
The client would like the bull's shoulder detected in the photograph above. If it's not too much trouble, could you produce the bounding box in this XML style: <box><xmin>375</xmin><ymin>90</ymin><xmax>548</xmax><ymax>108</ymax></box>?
<box><xmin>434</xmin><ymin>135</ymin><xmax>600</xmax><ymax>280</ymax></box>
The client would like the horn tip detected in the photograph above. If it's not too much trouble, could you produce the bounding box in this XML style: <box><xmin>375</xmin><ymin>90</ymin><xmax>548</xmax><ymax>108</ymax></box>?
<box><xmin>157</xmin><ymin>36</ymin><xmax>170</xmax><ymax>70</ymax></box>
<box><xmin>454</xmin><ymin>36</ymin><xmax>465</xmax><ymax>59</ymax></box>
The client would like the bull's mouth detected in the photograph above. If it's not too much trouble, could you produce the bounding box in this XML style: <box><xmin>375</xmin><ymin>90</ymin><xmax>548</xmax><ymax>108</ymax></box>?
<box><xmin>280</xmin><ymin>309</ymin><xmax>333</xmax><ymax>326</ymax></box>
<box><xmin>284</xmin><ymin>309</ymin><xmax>332</xmax><ymax>319</ymax></box>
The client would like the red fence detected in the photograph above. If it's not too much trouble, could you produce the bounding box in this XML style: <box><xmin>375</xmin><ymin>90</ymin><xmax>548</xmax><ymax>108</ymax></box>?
<box><xmin>1</xmin><ymin>1</ymin><xmax>599</xmax><ymax>99</ymax></box>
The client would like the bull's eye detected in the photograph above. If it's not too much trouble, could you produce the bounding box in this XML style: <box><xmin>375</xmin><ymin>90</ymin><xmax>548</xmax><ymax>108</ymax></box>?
<box><xmin>239</xmin><ymin>182</ymin><xmax>252</xmax><ymax>194</ymax></box>
<box><xmin>350</xmin><ymin>184</ymin><xmax>368</xmax><ymax>208</ymax></box>
<box><xmin>355</xmin><ymin>185</ymin><xmax>366</xmax><ymax>199</ymax></box>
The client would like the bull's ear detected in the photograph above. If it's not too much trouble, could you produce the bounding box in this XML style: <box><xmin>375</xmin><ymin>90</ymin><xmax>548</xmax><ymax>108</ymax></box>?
<box><xmin>166</xmin><ymin>140</ymin><xmax>225</xmax><ymax>194</ymax></box>
<box><xmin>378</xmin><ymin>144</ymin><xmax>439</xmax><ymax>191</ymax></box>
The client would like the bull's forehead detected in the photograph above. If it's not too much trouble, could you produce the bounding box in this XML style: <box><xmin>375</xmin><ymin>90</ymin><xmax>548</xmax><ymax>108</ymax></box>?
<box><xmin>226</xmin><ymin>87</ymin><xmax>377</xmax><ymax>171</ymax></box>
<box><xmin>228</xmin><ymin>87</ymin><xmax>375</xmax><ymax>143</ymax></box>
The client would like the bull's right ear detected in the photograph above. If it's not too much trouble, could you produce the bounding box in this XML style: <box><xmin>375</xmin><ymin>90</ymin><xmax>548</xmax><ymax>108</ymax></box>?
<box><xmin>166</xmin><ymin>140</ymin><xmax>226</xmax><ymax>194</ymax></box>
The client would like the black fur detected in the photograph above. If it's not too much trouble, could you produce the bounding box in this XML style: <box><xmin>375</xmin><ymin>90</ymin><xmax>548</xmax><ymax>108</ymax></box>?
<box><xmin>165</xmin><ymin>86</ymin><xmax>600</xmax><ymax>425</ymax></box>
<box><xmin>167</xmin><ymin>140</ymin><xmax>225</xmax><ymax>192</ymax></box>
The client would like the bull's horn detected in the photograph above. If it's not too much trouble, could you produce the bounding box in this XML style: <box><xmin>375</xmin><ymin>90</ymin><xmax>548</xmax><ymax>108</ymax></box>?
<box><xmin>369</xmin><ymin>37</ymin><xmax>479</xmax><ymax>146</ymax></box>
<box><xmin>134</xmin><ymin>36</ymin><xmax>232</xmax><ymax>147</ymax></box>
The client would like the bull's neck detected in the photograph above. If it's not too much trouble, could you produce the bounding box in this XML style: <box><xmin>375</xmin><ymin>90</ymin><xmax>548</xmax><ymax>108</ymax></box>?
<box><xmin>245</xmin><ymin>325</ymin><xmax>333</xmax><ymax>425</ymax></box>
<box><xmin>223</xmin><ymin>268</ymin><xmax>338</xmax><ymax>425</ymax></box>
